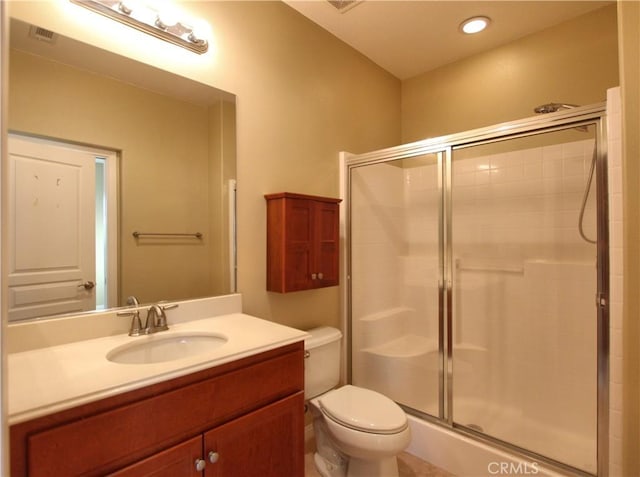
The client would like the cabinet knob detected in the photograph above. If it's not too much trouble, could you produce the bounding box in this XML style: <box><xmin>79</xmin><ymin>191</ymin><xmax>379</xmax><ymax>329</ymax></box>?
<box><xmin>318</xmin><ymin>272</ymin><xmax>324</xmax><ymax>280</ymax></box>
<box><xmin>311</xmin><ymin>273</ymin><xmax>317</xmax><ymax>280</ymax></box>
<box><xmin>208</xmin><ymin>451</ymin><xmax>220</xmax><ymax>464</ymax></box>
<box><xmin>195</xmin><ymin>459</ymin><xmax>206</xmax><ymax>472</ymax></box>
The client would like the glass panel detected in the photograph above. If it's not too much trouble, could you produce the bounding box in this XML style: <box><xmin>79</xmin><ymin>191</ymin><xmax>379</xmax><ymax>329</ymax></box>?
<box><xmin>350</xmin><ymin>153</ymin><xmax>441</xmax><ymax>417</ymax></box>
<box><xmin>450</xmin><ymin>126</ymin><xmax>598</xmax><ymax>473</ymax></box>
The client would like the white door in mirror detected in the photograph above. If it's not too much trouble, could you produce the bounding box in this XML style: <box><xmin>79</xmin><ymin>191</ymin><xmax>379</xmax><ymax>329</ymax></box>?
<box><xmin>7</xmin><ymin>134</ymin><xmax>98</xmax><ymax>321</ymax></box>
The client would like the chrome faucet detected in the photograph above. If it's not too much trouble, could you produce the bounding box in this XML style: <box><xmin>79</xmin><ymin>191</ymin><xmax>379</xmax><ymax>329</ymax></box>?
<box><xmin>143</xmin><ymin>302</ymin><xmax>178</xmax><ymax>334</ymax></box>
<box><xmin>145</xmin><ymin>304</ymin><xmax>167</xmax><ymax>333</ymax></box>
<box><xmin>118</xmin><ymin>297</ymin><xmax>178</xmax><ymax>336</ymax></box>
<box><xmin>117</xmin><ymin>296</ymin><xmax>144</xmax><ymax>336</ymax></box>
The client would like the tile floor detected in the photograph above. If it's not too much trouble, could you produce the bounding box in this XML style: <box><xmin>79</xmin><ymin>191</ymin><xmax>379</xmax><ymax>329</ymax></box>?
<box><xmin>304</xmin><ymin>449</ymin><xmax>455</xmax><ymax>477</ymax></box>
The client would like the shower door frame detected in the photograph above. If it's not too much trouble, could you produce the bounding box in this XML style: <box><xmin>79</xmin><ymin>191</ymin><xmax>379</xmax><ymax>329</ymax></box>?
<box><xmin>343</xmin><ymin>102</ymin><xmax>609</xmax><ymax>476</ymax></box>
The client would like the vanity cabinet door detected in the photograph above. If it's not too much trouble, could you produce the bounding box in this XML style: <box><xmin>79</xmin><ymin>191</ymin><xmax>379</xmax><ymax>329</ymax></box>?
<box><xmin>203</xmin><ymin>392</ymin><xmax>305</xmax><ymax>477</ymax></box>
<box><xmin>108</xmin><ymin>436</ymin><xmax>202</xmax><ymax>477</ymax></box>
<box><xmin>265</xmin><ymin>192</ymin><xmax>341</xmax><ymax>293</ymax></box>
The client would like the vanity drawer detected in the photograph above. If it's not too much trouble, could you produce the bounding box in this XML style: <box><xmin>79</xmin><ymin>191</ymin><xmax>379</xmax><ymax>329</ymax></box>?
<box><xmin>13</xmin><ymin>344</ymin><xmax>303</xmax><ymax>477</ymax></box>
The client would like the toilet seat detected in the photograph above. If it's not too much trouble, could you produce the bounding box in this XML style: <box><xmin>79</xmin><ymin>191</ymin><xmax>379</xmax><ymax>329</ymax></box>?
<box><xmin>318</xmin><ymin>385</ymin><xmax>408</xmax><ymax>435</ymax></box>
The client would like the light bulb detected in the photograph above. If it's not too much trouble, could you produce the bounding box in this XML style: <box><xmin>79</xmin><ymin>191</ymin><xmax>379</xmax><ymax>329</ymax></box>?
<box><xmin>460</xmin><ymin>16</ymin><xmax>490</xmax><ymax>35</ymax></box>
<box><xmin>156</xmin><ymin>10</ymin><xmax>178</xmax><ymax>29</ymax></box>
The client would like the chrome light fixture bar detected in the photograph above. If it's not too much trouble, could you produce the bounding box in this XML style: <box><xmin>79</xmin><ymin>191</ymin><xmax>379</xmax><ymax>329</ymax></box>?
<box><xmin>70</xmin><ymin>0</ymin><xmax>208</xmax><ymax>54</ymax></box>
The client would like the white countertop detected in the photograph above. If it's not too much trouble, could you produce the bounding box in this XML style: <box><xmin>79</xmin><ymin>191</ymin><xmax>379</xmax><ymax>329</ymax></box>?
<box><xmin>8</xmin><ymin>313</ymin><xmax>308</xmax><ymax>424</ymax></box>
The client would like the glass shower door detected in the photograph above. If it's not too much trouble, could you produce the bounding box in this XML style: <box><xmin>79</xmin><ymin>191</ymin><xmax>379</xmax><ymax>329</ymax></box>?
<box><xmin>449</xmin><ymin>126</ymin><xmax>599</xmax><ymax>473</ymax></box>
<box><xmin>350</xmin><ymin>152</ymin><xmax>442</xmax><ymax>418</ymax></box>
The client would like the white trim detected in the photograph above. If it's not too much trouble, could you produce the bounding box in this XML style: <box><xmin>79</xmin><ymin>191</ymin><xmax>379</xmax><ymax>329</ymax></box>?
<box><xmin>103</xmin><ymin>150</ymin><xmax>118</xmax><ymax>309</ymax></box>
<box><xmin>338</xmin><ymin>151</ymin><xmax>352</xmax><ymax>385</ymax></box>
<box><xmin>0</xmin><ymin>1</ymin><xmax>8</xmax><ymax>473</ymax></box>
<box><xmin>228</xmin><ymin>179</ymin><xmax>237</xmax><ymax>293</ymax></box>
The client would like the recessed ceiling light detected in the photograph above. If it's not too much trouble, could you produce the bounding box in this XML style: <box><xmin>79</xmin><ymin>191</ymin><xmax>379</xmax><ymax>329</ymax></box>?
<box><xmin>460</xmin><ymin>16</ymin><xmax>491</xmax><ymax>34</ymax></box>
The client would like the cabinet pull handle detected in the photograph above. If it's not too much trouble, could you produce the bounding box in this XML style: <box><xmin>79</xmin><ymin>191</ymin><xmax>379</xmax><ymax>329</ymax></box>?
<box><xmin>318</xmin><ymin>272</ymin><xmax>324</xmax><ymax>280</ymax></box>
<box><xmin>208</xmin><ymin>451</ymin><xmax>220</xmax><ymax>464</ymax></box>
<box><xmin>195</xmin><ymin>459</ymin><xmax>206</xmax><ymax>472</ymax></box>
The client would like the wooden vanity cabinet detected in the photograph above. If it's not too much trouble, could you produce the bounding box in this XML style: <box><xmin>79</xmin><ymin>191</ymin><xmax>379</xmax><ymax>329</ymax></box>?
<box><xmin>10</xmin><ymin>342</ymin><xmax>305</xmax><ymax>477</ymax></box>
<box><xmin>265</xmin><ymin>192</ymin><xmax>341</xmax><ymax>293</ymax></box>
<box><xmin>111</xmin><ymin>394</ymin><xmax>303</xmax><ymax>477</ymax></box>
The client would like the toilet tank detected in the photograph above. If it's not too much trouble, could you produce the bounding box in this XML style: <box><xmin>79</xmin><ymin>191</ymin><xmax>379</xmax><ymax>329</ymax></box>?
<box><xmin>304</xmin><ymin>326</ymin><xmax>342</xmax><ymax>400</ymax></box>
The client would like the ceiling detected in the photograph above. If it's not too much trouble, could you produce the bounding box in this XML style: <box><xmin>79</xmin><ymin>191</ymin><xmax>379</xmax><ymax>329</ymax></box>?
<box><xmin>283</xmin><ymin>0</ymin><xmax>613</xmax><ymax>80</ymax></box>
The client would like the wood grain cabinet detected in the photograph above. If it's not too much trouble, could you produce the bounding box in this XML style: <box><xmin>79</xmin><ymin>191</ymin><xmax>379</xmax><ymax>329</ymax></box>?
<box><xmin>265</xmin><ymin>192</ymin><xmax>341</xmax><ymax>293</ymax></box>
<box><xmin>10</xmin><ymin>343</ymin><xmax>304</xmax><ymax>477</ymax></box>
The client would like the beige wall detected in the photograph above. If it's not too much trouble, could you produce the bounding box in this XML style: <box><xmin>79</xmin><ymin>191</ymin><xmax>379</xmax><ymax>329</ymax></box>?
<box><xmin>7</xmin><ymin>1</ymin><xmax>402</xmax><ymax>331</ymax></box>
<box><xmin>218</xmin><ymin>2</ymin><xmax>401</xmax><ymax>331</ymax></box>
<box><xmin>618</xmin><ymin>1</ymin><xmax>640</xmax><ymax>474</ymax></box>
<box><xmin>8</xmin><ymin>49</ymin><xmax>226</xmax><ymax>305</ymax></box>
<box><xmin>401</xmin><ymin>5</ymin><xmax>619</xmax><ymax>142</ymax></box>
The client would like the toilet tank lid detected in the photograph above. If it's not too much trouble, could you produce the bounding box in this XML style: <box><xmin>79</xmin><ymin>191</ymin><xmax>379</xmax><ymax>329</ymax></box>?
<box><xmin>304</xmin><ymin>326</ymin><xmax>342</xmax><ymax>349</ymax></box>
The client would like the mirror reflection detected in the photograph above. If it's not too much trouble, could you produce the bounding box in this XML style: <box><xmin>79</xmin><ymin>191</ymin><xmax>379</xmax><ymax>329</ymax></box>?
<box><xmin>7</xmin><ymin>18</ymin><xmax>237</xmax><ymax>322</ymax></box>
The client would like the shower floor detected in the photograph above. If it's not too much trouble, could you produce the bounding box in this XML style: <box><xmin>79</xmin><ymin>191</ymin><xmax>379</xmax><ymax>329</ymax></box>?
<box><xmin>449</xmin><ymin>398</ymin><xmax>596</xmax><ymax>474</ymax></box>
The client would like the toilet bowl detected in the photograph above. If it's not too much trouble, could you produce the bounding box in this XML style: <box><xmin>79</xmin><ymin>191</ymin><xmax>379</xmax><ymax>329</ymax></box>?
<box><xmin>305</xmin><ymin>327</ymin><xmax>411</xmax><ymax>477</ymax></box>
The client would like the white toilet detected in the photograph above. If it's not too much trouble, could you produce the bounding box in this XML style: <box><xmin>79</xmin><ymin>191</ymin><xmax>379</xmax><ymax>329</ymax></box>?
<box><xmin>304</xmin><ymin>326</ymin><xmax>411</xmax><ymax>477</ymax></box>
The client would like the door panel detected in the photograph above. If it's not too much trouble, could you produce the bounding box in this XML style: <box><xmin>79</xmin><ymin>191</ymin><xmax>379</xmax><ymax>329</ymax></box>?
<box><xmin>450</xmin><ymin>128</ymin><xmax>598</xmax><ymax>473</ymax></box>
<box><xmin>8</xmin><ymin>135</ymin><xmax>96</xmax><ymax>320</ymax></box>
<box><xmin>204</xmin><ymin>393</ymin><xmax>304</xmax><ymax>477</ymax></box>
<box><xmin>350</xmin><ymin>152</ymin><xmax>442</xmax><ymax>417</ymax></box>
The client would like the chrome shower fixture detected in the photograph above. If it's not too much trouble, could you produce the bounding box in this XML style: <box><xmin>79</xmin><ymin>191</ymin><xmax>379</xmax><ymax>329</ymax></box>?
<box><xmin>533</xmin><ymin>103</ymin><xmax>579</xmax><ymax>114</ymax></box>
<box><xmin>533</xmin><ymin>102</ymin><xmax>596</xmax><ymax>243</ymax></box>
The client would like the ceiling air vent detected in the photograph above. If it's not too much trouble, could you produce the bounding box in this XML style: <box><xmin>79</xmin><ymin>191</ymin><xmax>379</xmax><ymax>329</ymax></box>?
<box><xmin>28</xmin><ymin>25</ymin><xmax>58</xmax><ymax>44</ymax></box>
<box><xmin>327</xmin><ymin>0</ymin><xmax>363</xmax><ymax>13</ymax></box>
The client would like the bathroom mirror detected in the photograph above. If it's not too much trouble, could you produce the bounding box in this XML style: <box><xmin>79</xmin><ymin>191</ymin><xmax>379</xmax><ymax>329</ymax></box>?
<box><xmin>6</xmin><ymin>18</ymin><xmax>237</xmax><ymax>322</ymax></box>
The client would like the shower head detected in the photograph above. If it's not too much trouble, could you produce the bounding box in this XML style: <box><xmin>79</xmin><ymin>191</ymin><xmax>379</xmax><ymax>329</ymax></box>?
<box><xmin>533</xmin><ymin>102</ymin><xmax>589</xmax><ymax>133</ymax></box>
<box><xmin>533</xmin><ymin>102</ymin><xmax>579</xmax><ymax>114</ymax></box>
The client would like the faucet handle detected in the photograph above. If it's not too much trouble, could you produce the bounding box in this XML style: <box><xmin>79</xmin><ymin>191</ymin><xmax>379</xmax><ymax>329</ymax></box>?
<box><xmin>158</xmin><ymin>302</ymin><xmax>179</xmax><ymax>312</ymax></box>
<box><xmin>117</xmin><ymin>309</ymin><xmax>143</xmax><ymax>336</ymax></box>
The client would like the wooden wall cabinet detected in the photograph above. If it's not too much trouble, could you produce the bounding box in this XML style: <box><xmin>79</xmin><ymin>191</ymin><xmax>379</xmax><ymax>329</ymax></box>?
<box><xmin>265</xmin><ymin>192</ymin><xmax>341</xmax><ymax>293</ymax></box>
<box><xmin>10</xmin><ymin>343</ymin><xmax>304</xmax><ymax>477</ymax></box>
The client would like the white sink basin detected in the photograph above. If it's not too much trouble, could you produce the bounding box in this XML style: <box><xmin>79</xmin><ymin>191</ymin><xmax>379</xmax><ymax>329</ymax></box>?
<box><xmin>107</xmin><ymin>332</ymin><xmax>228</xmax><ymax>365</ymax></box>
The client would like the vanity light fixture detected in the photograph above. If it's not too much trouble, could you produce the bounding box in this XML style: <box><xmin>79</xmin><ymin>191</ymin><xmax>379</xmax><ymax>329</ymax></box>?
<box><xmin>70</xmin><ymin>0</ymin><xmax>208</xmax><ymax>54</ymax></box>
<box><xmin>459</xmin><ymin>16</ymin><xmax>491</xmax><ymax>35</ymax></box>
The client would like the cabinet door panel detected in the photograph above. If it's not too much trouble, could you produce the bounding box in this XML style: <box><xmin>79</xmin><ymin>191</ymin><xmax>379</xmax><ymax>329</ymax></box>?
<box><xmin>204</xmin><ymin>392</ymin><xmax>304</xmax><ymax>477</ymax></box>
<box><xmin>314</xmin><ymin>201</ymin><xmax>339</xmax><ymax>287</ymax></box>
<box><xmin>285</xmin><ymin>199</ymin><xmax>314</xmax><ymax>290</ymax></box>
<box><xmin>108</xmin><ymin>436</ymin><xmax>202</xmax><ymax>477</ymax></box>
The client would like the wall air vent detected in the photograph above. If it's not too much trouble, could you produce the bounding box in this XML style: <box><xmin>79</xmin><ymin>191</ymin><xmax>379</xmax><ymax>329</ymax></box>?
<box><xmin>28</xmin><ymin>25</ymin><xmax>58</xmax><ymax>44</ymax></box>
<box><xmin>327</xmin><ymin>0</ymin><xmax>363</xmax><ymax>13</ymax></box>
